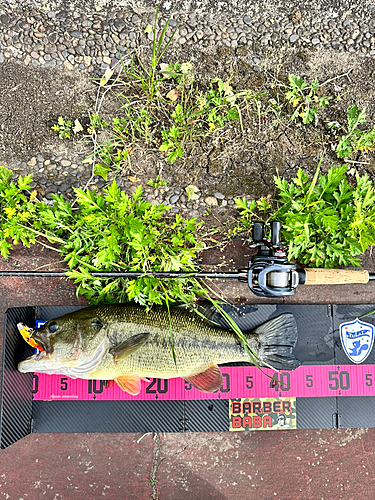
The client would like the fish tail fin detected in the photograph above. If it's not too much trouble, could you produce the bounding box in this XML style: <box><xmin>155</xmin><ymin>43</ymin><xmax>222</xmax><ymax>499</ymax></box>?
<box><xmin>251</xmin><ymin>313</ymin><xmax>300</xmax><ymax>370</ymax></box>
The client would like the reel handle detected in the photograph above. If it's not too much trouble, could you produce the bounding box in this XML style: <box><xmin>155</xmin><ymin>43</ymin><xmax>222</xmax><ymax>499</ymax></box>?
<box><xmin>303</xmin><ymin>269</ymin><xmax>370</xmax><ymax>285</ymax></box>
<box><xmin>252</xmin><ymin>222</ymin><xmax>264</xmax><ymax>242</ymax></box>
<box><xmin>271</xmin><ymin>221</ymin><xmax>281</xmax><ymax>246</ymax></box>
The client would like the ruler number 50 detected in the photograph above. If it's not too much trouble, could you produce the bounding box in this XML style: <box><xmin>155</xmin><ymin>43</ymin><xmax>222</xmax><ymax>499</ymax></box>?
<box><xmin>328</xmin><ymin>371</ymin><xmax>350</xmax><ymax>391</ymax></box>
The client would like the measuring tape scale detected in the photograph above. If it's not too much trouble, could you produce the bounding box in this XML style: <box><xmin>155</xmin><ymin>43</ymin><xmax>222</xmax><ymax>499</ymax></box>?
<box><xmin>30</xmin><ymin>363</ymin><xmax>375</xmax><ymax>401</ymax></box>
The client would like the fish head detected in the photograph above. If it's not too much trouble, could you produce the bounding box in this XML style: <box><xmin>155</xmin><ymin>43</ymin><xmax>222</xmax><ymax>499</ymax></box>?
<box><xmin>18</xmin><ymin>309</ymin><xmax>109</xmax><ymax>377</ymax></box>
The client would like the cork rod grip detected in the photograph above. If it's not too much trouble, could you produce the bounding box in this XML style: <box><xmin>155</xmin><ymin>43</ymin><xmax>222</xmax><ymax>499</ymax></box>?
<box><xmin>304</xmin><ymin>268</ymin><xmax>370</xmax><ymax>285</ymax></box>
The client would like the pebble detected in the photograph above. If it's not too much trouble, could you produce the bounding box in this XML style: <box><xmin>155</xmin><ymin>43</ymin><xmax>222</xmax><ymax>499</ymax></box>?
<box><xmin>290</xmin><ymin>34</ymin><xmax>299</xmax><ymax>42</ymax></box>
<box><xmin>27</xmin><ymin>157</ymin><xmax>37</xmax><ymax>167</ymax></box>
<box><xmin>205</xmin><ymin>196</ymin><xmax>218</xmax><ymax>206</ymax></box>
<box><xmin>169</xmin><ymin>194</ymin><xmax>179</xmax><ymax>204</ymax></box>
<box><xmin>215</xmin><ymin>192</ymin><xmax>225</xmax><ymax>199</ymax></box>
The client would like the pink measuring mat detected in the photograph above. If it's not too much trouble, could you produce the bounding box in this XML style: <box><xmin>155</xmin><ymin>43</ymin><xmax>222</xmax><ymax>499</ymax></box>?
<box><xmin>31</xmin><ymin>364</ymin><xmax>375</xmax><ymax>401</ymax></box>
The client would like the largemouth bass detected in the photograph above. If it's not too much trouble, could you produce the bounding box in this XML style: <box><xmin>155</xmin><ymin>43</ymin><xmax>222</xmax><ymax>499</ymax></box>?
<box><xmin>18</xmin><ymin>303</ymin><xmax>300</xmax><ymax>394</ymax></box>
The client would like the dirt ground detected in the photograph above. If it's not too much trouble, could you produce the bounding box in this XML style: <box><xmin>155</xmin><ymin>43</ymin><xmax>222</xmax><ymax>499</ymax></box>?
<box><xmin>1</xmin><ymin>41</ymin><xmax>375</xmax><ymax>214</ymax></box>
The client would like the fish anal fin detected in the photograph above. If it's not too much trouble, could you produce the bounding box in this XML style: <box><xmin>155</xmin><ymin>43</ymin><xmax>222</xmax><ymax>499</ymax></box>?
<box><xmin>109</xmin><ymin>332</ymin><xmax>150</xmax><ymax>363</ymax></box>
<box><xmin>184</xmin><ymin>364</ymin><xmax>223</xmax><ymax>393</ymax></box>
<box><xmin>115</xmin><ymin>374</ymin><xmax>142</xmax><ymax>395</ymax></box>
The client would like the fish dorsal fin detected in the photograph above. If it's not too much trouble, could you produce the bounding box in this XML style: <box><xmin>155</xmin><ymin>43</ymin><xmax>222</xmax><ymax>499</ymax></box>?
<box><xmin>174</xmin><ymin>301</ymin><xmax>219</xmax><ymax>326</ymax></box>
<box><xmin>184</xmin><ymin>364</ymin><xmax>223</xmax><ymax>392</ymax></box>
<box><xmin>115</xmin><ymin>374</ymin><xmax>142</xmax><ymax>395</ymax></box>
<box><xmin>109</xmin><ymin>333</ymin><xmax>150</xmax><ymax>363</ymax></box>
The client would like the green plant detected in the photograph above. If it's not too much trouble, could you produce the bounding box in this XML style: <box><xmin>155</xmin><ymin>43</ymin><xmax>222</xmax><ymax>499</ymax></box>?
<box><xmin>328</xmin><ymin>104</ymin><xmax>375</xmax><ymax>158</ymax></box>
<box><xmin>157</xmin><ymin>78</ymin><xmax>241</xmax><ymax>163</ymax></box>
<box><xmin>147</xmin><ymin>175</ymin><xmax>166</xmax><ymax>189</ymax></box>
<box><xmin>197</xmin><ymin>79</ymin><xmax>240</xmax><ymax>132</ymax></box>
<box><xmin>285</xmin><ymin>75</ymin><xmax>331</xmax><ymax>124</ymax></box>
<box><xmin>159</xmin><ymin>125</ymin><xmax>184</xmax><ymax>164</ymax></box>
<box><xmin>51</xmin><ymin>116</ymin><xmax>72</xmax><ymax>139</ymax></box>
<box><xmin>121</xmin><ymin>5</ymin><xmax>180</xmax><ymax>101</ymax></box>
<box><xmin>0</xmin><ymin>166</ymin><xmax>207</xmax><ymax>306</ymax></box>
<box><xmin>234</xmin><ymin>162</ymin><xmax>375</xmax><ymax>268</ymax></box>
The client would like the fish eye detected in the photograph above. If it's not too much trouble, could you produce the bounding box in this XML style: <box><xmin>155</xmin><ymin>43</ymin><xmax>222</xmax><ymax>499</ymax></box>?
<box><xmin>91</xmin><ymin>318</ymin><xmax>103</xmax><ymax>330</ymax></box>
<box><xmin>48</xmin><ymin>322</ymin><xmax>58</xmax><ymax>333</ymax></box>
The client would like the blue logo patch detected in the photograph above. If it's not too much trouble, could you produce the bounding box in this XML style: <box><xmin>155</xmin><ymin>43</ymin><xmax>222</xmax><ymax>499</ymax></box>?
<box><xmin>340</xmin><ymin>318</ymin><xmax>374</xmax><ymax>364</ymax></box>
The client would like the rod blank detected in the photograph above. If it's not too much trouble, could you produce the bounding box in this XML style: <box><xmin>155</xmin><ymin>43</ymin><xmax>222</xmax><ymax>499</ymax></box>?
<box><xmin>0</xmin><ymin>271</ymin><xmax>241</xmax><ymax>279</ymax></box>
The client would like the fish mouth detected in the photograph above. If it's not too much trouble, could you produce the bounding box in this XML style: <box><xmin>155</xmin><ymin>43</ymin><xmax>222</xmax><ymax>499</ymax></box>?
<box><xmin>18</xmin><ymin>350</ymin><xmax>51</xmax><ymax>371</ymax></box>
<box><xmin>30</xmin><ymin>330</ymin><xmax>51</xmax><ymax>353</ymax></box>
<box><xmin>18</xmin><ymin>338</ymin><xmax>109</xmax><ymax>377</ymax></box>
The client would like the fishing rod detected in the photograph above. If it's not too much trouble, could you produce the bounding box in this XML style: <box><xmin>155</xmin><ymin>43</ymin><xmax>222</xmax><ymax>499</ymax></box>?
<box><xmin>0</xmin><ymin>222</ymin><xmax>373</xmax><ymax>297</ymax></box>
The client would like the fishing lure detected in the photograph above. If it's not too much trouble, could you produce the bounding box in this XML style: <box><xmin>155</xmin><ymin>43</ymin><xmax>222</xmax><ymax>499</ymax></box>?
<box><xmin>17</xmin><ymin>323</ymin><xmax>44</xmax><ymax>352</ymax></box>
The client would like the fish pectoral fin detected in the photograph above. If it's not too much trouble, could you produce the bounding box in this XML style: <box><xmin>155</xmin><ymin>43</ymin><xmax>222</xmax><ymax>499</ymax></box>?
<box><xmin>109</xmin><ymin>333</ymin><xmax>150</xmax><ymax>363</ymax></box>
<box><xmin>184</xmin><ymin>364</ymin><xmax>223</xmax><ymax>393</ymax></box>
<box><xmin>114</xmin><ymin>375</ymin><xmax>142</xmax><ymax>395</ymax></box>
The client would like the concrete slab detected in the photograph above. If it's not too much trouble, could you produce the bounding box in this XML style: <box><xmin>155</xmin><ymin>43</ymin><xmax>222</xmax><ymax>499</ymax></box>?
<box><xmin>156</xmin><ymin>429</ymin><xmax>375</xmax><ymax>499</ymax></box>
<box><xmin>0</xmin><ymin>433</ymin><xmax>154</xmax><ymax>499</ymax></box>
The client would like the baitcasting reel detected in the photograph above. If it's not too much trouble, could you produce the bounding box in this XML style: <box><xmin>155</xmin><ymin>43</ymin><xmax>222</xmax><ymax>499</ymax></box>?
<box><xmin>238</xmin><ymin>221</ymin><xmax>299</xmax><ymax>298</ymax></box>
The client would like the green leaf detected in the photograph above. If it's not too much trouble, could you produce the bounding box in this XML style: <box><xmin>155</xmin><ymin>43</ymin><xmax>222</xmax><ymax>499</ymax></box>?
<box><xmin>336</xmin><ymin>137</ymin><xmax>352</xmax><ymax>158</ymax></box>
<box><xmin>319</xmin><ymin>96</ymin><xmax>331</xmax><ymax>108</ymax></box>
<box><xmin>133</xmin><ymin>185</ymin><xmax>143</xmax><ymax>202</ymax></box>
<box><xmin>301</xmin><ymin>107</ymin><xmax>318</xmax><ymax>124</ymax></box>
<box><xmin>17</xmin><ymin>174</ymin><xmax>32</xmax><ymax>191</ymax></box>
<box><xmin>226</xmin><ymin>108</ymin><xmax>239</xmax><ymax>121</ymax></box>
<box><xmin>347</xmin><ymin>104</ymin><xmax>366</xmax><ymax>132</ymax></box>
<box><xmin>293</xmin><ymin>169</ymin><xmax>309</xmax><ymax>188</ymax></box>
<box><xmin>310</xmin><ymin>78</ymin><xmax>319</xmax><ymax>93</ymax></box>
<box><xmin>168</xmin><ymin>151</ymin><xmax>178</xmax><ymax>164</ymax></box>
<box><xmin>159</xmin><ymin>142</ymin><xmax>171</xmax><ymax>152</ymax></box>
<box><xmin>288</xmin><ymin>75</ymin><xmax>307</xmax><ymax>91</ymax></box>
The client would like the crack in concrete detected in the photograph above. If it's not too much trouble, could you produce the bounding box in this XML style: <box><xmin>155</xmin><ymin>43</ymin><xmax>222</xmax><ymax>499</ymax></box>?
<box><xmin>169</xmin><ymin>444</ymin><xmax>189</xmax><ymax>458</ymax></box>
<box><xmin>149</xmin><ymin>436</ymin><xmax>190</xmax><ymax>499</ymax></box>
<box><xmin>150</xmin><ymin>433</ymin><xmax>164</xmax><ymax>500</ymax></box>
